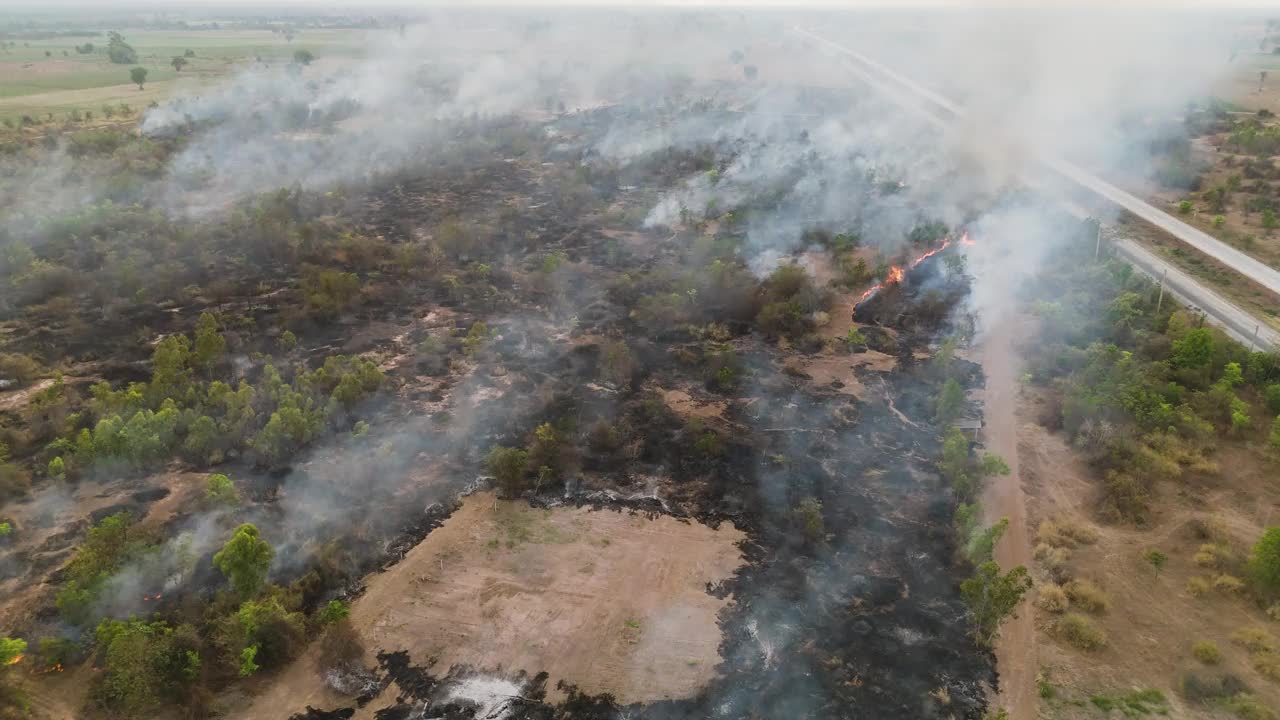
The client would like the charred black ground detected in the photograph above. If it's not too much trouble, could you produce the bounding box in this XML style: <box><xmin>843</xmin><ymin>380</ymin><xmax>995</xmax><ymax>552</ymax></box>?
<box><xmin>283</xmin><ymin>248</ymin><xmax>993</xmax><ymax>720</ymax></box>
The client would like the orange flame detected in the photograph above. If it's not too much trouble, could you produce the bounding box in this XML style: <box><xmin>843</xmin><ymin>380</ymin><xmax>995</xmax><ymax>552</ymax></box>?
<box><xmin>854</xmin><ymin>233</ymin><xmax>975</xmax><ymax>304</ymax></box>
<box><xmin>6</xmin><ymin>654</ymin><xmax>22</xmax><ymax>666</ymax></box>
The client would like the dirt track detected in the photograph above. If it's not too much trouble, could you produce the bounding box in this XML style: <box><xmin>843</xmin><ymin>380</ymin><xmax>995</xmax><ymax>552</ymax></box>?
<box><xmin>979</xmin><ymin>319</ymin><xmax>1036</xmax><ymax>720</ymax></box>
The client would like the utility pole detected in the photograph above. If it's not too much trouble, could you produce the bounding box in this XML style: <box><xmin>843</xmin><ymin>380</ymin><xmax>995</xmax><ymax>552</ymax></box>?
<box><xmin>1155</xmin><ymin>269</ymin><xmax>1167</xmax><ymax>313</ymax></box>
<box><xmin>1094</xmin><ymin>219</ymin><xmax>1102</xmax><ymax>261</ymax></box>
<box><xmin>1253</xmin><ymin>324</ymin><xmax>1261</xmax><ymax>352</ymax></box>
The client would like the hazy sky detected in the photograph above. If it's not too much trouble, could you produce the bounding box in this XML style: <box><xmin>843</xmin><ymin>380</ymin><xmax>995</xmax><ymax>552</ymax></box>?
<box><xmin>5</xmin><ymin>0</ymin><xmax>1278</xmax><ymax>8</ymax></box>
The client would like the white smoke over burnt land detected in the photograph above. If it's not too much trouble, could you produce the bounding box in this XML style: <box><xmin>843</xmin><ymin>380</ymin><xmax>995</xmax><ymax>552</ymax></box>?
<box><xmin>0</xmin><ymin>5</ymin><xmax>1255</xmax><ymax>720</ymax></box>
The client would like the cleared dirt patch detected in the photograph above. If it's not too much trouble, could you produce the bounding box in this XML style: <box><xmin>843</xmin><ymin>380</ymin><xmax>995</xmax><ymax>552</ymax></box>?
<box><xmin>243</xmin><ymin>491</ymin><xmax>744</xmax><ymax>718</ymax></box>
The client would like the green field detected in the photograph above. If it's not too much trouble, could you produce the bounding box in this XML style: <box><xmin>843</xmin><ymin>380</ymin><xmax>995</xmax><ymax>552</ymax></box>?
<box><xmin>0</xmin><ymin>28</ymin><xmax>371</xmax><ymax>121</ymax></box>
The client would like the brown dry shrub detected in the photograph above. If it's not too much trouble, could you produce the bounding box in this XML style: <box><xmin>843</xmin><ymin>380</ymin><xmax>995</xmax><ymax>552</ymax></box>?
<box><xmin>1036</xmin><ymin>584</ymin><xmax>1069</xmax><ymax>614</ymax></box>
<box><xmin>1214</xmin><ymin>574</ymin><xmax>1246</xmax><ymax>594</ymax></box>
<box><xmin>1057</xmin><ymin>613</ymin><xmax>1107</xmax><ymax>651</ymax></box>
<box><xmin>1187</xmin><ymin>577</ymin><xmax>1212</xmax><ymax>597</ymax></box>
<box><xmin>1036</xmin><ymin>518</ymin><xmax>1098</xmax><ymax>549</ymax></box>
<box><xmin>316</xmin><ymin>619</ymin><xmax>365</xmax><ymax>670</ymax></box>
<box><xmin>1192</xmin><ymin>640</ymin><xmax>1222</xmax><ymax>665</ymax></box>
<box><xmin>1231</xmin><ymin>627</ymin><xmax>1276</xmax><ymax>654</ymax></box>
<box><xmin>1065</xmin><ymin>579</ymin><xmax>1110</xmax><ymax>613</ymax></box>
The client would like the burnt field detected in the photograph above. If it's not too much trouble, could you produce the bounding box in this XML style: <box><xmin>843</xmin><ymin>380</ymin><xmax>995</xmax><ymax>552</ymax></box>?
<box><xmin>263</xmin><ymin>206</ymin><xmax>993</xmax><ymax>720</ymax></box>
<box><xmin>0</xmin><ymin>33</ymin><xmax>1009</xmax><ymax>720</ymax></box>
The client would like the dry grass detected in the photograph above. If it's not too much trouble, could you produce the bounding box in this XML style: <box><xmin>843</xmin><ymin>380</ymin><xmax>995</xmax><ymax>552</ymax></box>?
<box><xmin>1232</xmin><ymin>627</ymin><xmax>1277</xmax><ymax>655</ymax></box>
<box><xmin>1192</xmin><ymin>640</ymin><xmax>1222</xmax><ymax>665</ymax></box>
<box><xmin>1065</xmin><ymin>579</ymin><xmax>1110</xmax><ymax>614</ymax></box>
<box><xmin>1215</xmin><ymin>574</ymin><xmax>1247</xmax><ymax>594</ymax></box>
<box><xmin>1036</xmin><ymin>518</ymin><xmax>1100</xmax><ymax>549</ymax></box>
<box><xmin>1188</xmin><ymin>576</ymin><xmax>1212</xmax><ymax>597</ymax></box>
<box><xmin>1057</xmin><ymin>613</ymin><xmax>1108</xmax><ymax>651</ymax></box>
<box><xmin>1036</xmin><ymin>584</ymin><xmax>1069</xmax><ymax>614</ymax></box>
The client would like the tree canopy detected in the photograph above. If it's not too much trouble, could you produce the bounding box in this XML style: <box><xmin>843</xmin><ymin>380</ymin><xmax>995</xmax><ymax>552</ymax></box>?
<box><xmin>213</xmin><ymin>524</ymin><xmax>273</xmax><ymax>597</ymax></box>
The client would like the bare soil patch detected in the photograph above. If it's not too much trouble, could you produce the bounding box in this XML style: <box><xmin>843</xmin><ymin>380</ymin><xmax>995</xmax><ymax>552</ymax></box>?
<box><xmin>242</xmin><ymin>491</ymin><xmax>745</xmax><ymax>719</ymax></box>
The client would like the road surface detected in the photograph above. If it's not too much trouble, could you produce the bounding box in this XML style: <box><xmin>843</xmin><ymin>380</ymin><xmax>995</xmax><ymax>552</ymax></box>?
<box><xmin>795</xmin><ymin>26</ymin><xmax>1280</xmax><ymax>351</ymax></box>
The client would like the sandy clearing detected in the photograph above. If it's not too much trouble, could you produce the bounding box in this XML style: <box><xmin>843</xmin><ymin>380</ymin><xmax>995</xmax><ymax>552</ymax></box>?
<box><xmin>242</xmin><ymin>492</ymin><xmax>745</xmax><ymax>719</ymax></box>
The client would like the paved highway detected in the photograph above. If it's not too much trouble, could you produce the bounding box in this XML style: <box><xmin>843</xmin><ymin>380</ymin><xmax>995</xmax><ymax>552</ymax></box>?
<box><xmin>795</xmin><ymin>26</ymin><xmax>1280</xmax><ymax>351</ymax></box>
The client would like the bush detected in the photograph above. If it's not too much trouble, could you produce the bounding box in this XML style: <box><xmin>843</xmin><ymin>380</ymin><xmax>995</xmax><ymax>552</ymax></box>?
<box><xmin>0</xmin><ymin>354</ymin><xmax>41</xmax><ymax>387</ymax></box>
<box><xmin>1065</xmin><ymin>579</ymin><xmax>1110</xmax><ymax>613</ymax></box>
<box><xmin>1231</xmin><ymin>627</ymin><xmax>1275</xmax><ymax>654</ymax></box>
<box><xmin>1248</xmin><ymin>528</ymin><xmax>1280</xmax><ymax>596</ymax></box>
<box><xmin>1225</xmin><ymin>693</ymin><xmax>1278</xmax><ymax>720</ymax></box>
<box><xmin>1180</xmin><ymin>671</ymin><xmax>1248</xmax><ymax>703</ymax></box>
<box><xmin>1193</xmin><ymin>640</ymin><xmax>1222</xmax><ymax>664</ymax></box>
<box><xmin>1035</xmin><ymin>584</ymin><xmax>1069</xmax><ymax>613</ymax></box>
<box><xmin>1216</xmin><ymin>574</ymin><xmax>1247</xmax><ymax>593</ymax></box>
<box><xmin>1057</xmin><ymin>613</ymin><xmax>1107</xmax><ymax>650</ymax></box>
<box><xmin>216</xmin><ymin>597</ymin><xmax>305</xmax><ymax>675</ymax></box>
<box><xmin>1188</xmin><ymin>577</ymin><xmax>1212</xmax><ymax>597</ymax></box>
<box><xmin>486</xmin><ymin>445</ymin><xmax>529</xmax><ymax>497</ymax></box>
<box><xmin>204</xmin><ymin>474</ymin><xmax>238</xmax><ymax>508</ymax></box>
<box><xmin>1145</xmin><ymin>549</ymin><xmax>1168</xmax><ymax>571</ymax></box>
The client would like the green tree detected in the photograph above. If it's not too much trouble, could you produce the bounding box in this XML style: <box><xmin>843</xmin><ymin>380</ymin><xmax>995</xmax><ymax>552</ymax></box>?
<box><xmin>170</xmin><ymin>56</ymin><xmax>188</xmax><ymax>71</ymax></box>
<box><xmin>106</xmin><ymin>31</ymin><xmax>137</xmax><ymax>64</ymax></box>
<box><xmin>0</xmin><ymin>638</ymin><xmax>25</xmax><ymax>665</ymax></box>
<box><xmin>1248</xmin><ymin>527</ymin><xmax>1280</xmax><ymax>596</ymax></box>
<box><xmin>317</xmin><ymin>599</ymin><xmax>350</xmax><ymax>625</ymax></box>
<box><xmin>47</xmin><ymin>456</ymin><xmax>66</xmax><ymax>480</ymax></box>
<box><xmin>1265</xmin><ymin>208</ymin><xmax>1279</xmax><ymax>230</ymax></box>
<box><xmin>935</xmin><ymin>377</ymin><xmax>965</xmax><ymax>424</ymax></box>
<box><xmin>486</xmin><ymin>445</ymin><xmax>528</xmax><ymax>497</ymax></box>
<box><xmin>92</xmin><ymin>619</ymin><xmax>198</xmax><ymax>714</ymax></box>
<box><xmin>192</xmin><ymin>313</ymin><xmax>225</xmax><ymax>371</ymax></box>
<box><xmin>129</xmin><ymin>66</ymin><xmax>148</xmax><ymax>90</ymax></box>
<box><xmin>1172</xmin><ymin>327</ymin><xmax>1215</xmax><ymax>381</ymax></box>
<box><xmin>960</xmin><ymin>561</ymin><xmax>1032</xmax><ymax>645</ymax></box>
<box><xmin>293</xmin><ymin>49</ymin><xmax>314</xmax><ymax>65</ymax></box>
<box><xmin>213</xmin><ymin>524</ymin><xmax>273</xmax><ymax>597</ymax></box>
<box><xmin>966</xmin><ymin>517</ymin><xmax>1009</xmax><ymax>565</ymax></box>
<box><xmin>204</xmin><ymin>474</ymin><xmax>238</xmax><ymax>508</ymax></box>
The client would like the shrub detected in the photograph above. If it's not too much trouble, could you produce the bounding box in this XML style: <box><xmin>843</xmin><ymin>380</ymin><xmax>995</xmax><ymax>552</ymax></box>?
<box><xmin>204</xmin><ymin>474</ymin><xmax>239</xmax><ymax>508</ymax></box>
<box><xmin>1231</xmin><ymin>627</ymin><xmax>1276</xmax><ymax>654</ymax></box>
<box><xmin>1216</xmin><ymin>574</ymin><xmax>1247</xmax><ymax>593</ymax></box>
<box><xmin>1057</xmin><ymin>613</ymin><xmax>1107</xmax><ymax>651</ymax></box>
<box><xmin>1037</xmin><ymin>518</ymin><xmax>1100</xmax><ymax>548</ymax></box>
<box><xmin>0</xmin><ymin>353</ymin><xmax>41</xmax><ymax>387</ymax></box>
<box><xmin>1180</xmin><ymin>671</ymin><xmax>1248</xmax><ymax>703</ymax></box>
<box><xmin>216</xmin><ymin>597</ymin><xmax>305</xmax><ymax>675</ymax></box>
<box><xmin>1188</xmin><ymin>577</ymin><xmax>1212</xmax><ymax>597</ymax></box>
<box><xmin>486</xmin><ymin>445</ymin><xmax>529</xmax><ymax>497</ymax></box>
<box><xmin>1145</xmin><ymin>549</ymin><xmax>1168</xmax><ymax>571</ymax></box>
<box><xmin>1089</xmin><ymin>689</ymin><xmax>1168</xmax><ymax>716</ymax></box>
<box><xmin>1193</xmin><ymin>640</ymin><xmax>1222</xmax><ymax>664</ymax></box>
<box><xmin>1065</xmin><ymin>579</ymin><xmax>1110</xmax><ymax>613</ymax></box>
<box><xmin>794</xmin><ymin>498</ymin><xmax>824</xmax><ymax>542</ymax></box>
<box><xmin>1250</xmin><ymin>528</ymin><xmax>1280</xmax><ymax>596</ymax></box>
<box><xmin>213</xmin><ymin>524</ymin><xmax>274</xmax><ymax>597</ymax></box>
<box><xmin>1225</xmin><ymin>693</ymin><xmax>1278</xmax><ymax>720</ymax></box>
<box><xmin>1035</xmin><ymin>584</ymin><xmax>1069</xmax><ymax>613</ymax></box>
<box><xmin>1179</xmin><ymin>200</ymin><xmax>1194</xmax><ymax>214</ymax></box>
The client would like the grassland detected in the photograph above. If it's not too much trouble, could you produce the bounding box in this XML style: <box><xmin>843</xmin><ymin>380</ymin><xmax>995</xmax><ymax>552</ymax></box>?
<box><xmin>0</xmin><ymin>28</ymin><xmax>370</xmax><ymax>121</ymax></box>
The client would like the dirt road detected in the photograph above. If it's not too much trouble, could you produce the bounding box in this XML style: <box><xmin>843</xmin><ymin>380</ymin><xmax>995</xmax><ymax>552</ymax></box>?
<box><xmin>978</xmin><ymin>321</ymin><xmax>1036</xmax><ymax>720</ymax></box>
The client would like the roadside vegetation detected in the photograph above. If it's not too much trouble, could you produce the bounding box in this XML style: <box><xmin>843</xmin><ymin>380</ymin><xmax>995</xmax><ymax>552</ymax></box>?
<box><xmin>1024</xmin><ymin>215</ymin><xmax>1280</xmax><ymax>718</ymax></box>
